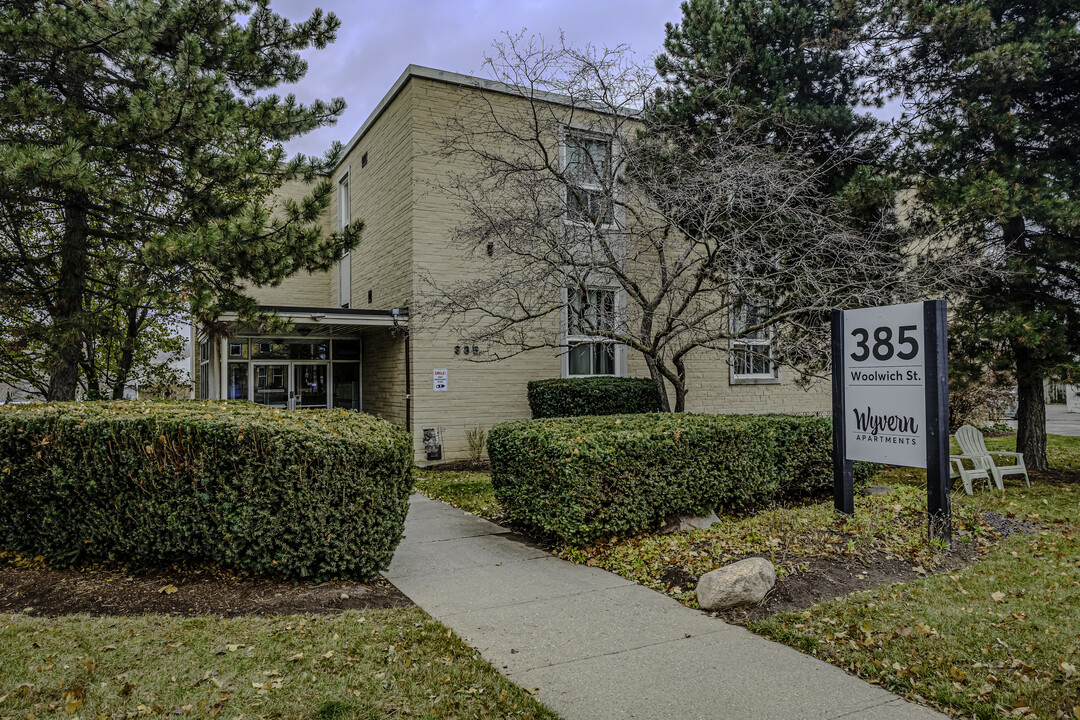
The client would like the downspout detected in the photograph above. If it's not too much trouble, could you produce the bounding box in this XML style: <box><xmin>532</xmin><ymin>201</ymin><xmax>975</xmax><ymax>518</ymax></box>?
<box><xmin>393</xmin><ymin>307</ymin><xmax>412</xmax><ymax>434</ymax></box>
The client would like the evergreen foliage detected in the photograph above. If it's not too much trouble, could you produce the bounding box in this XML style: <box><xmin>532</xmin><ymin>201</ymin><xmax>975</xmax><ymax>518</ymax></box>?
<box><xmin>0</xmin><ymin>0</ymin><xmax>362</xmax><ymax>400</ymax></box>
<box><xmin>655</xmin><ymin>0</ymin><xmax>880</xmax><ymax>197</ymax></box>
<box><xmin>871</xmin><ymin>0</ymin><xmax>1080</xmax><ymax>469</ymax></box>
<box><xmin>526</xmin><ymin>378</ymin><xmax>661</xmax><ymax>418</ymax></box>
<box><xmin>488</xmin><ymin>413</ymin><xmax>876</xmax><ymax>544</ymax></box>
<box><xmin>0</xmin><ymin>401</ymin><xmax>413</xmax><ymax>581</ymax></box>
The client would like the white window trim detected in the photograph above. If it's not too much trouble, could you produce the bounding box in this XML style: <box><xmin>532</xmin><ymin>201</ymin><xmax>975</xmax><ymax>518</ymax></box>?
<box><xmin>560</xmin><ymin>285</ymin><xmax>627</xmax><ymax>378</ymax></box>
<box><xmin>729</xmin><ymin>307</ymin><xmax>781</xmax><ymax>385</ymax></box>
<box><xmin>559</xmin><ymin>125</ymin><xmax>622</xmax><ymax>231</ymax></box>
<box><xmin>338</xmin><ymin>171</ymin><xmax>352</xmax><ymax>308</ymax></box>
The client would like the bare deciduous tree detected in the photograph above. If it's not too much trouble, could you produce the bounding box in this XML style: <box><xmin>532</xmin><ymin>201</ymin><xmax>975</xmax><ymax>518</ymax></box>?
<box><xmin>418</xmin><ymin>34</ymin><xmax>981</xmax><ymax>412</ymax></box>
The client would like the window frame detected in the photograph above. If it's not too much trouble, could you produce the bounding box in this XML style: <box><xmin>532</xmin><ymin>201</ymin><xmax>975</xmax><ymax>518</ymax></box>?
<box><xmin>338</xmin><ymin>171</ymin><xmax>352</xmax><ymax>308</ymax></box>
<box><xmin>559</xmin><ymin>126</ymin><xmax>618</xmax><ymax>229</ymax></box>
<box><xmin>561</xmin><ymin>285</ymin><xmax>626</xmax><ymax>378</ymax></box>
<box><xmin>198</xmin><ymin>340</ymin><xmax>211</xmax><ymax>399</ymax></box>
<box><xmin>729</xmin><ymin>304</ymin><xmax>781</xmax><ymax>385</ymax></box>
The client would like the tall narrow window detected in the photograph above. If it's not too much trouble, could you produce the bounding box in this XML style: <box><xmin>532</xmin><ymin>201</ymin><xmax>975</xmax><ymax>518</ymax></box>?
<box><xmin>565</xmin><ymin>287</ymin><xmax>618</xmax><ymax>376</ymax></box>
<box><xmin>730</xmin><ymin>304</ymin><xmax>779</xmax><ymax>383</ymax></box>
<box><xmin>338</xmin><ymin>174</ymin><xmax>351</xmax><ymax>308</ymax></box>
<box><xmin>198</xmin><ymin>341</ymin><xmax>210</xmax><ymax>399</ymax></box>
<box><xmin>563</xmin><ymin>131</ymin><xmax>613</xmax><ymax>226</ymax></box>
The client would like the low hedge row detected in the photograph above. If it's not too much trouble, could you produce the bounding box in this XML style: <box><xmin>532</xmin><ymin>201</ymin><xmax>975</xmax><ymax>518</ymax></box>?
<box><xmin>0</xmin><ymin>401</ymin><xmax>413</xmax><ymax>581</ymax></box>
<box><xmin>527</xmin><ymin>377</ymin><xmax>661</xmax><ymax>418</ymax></box>
<box><xmin>488</xmin><ymin>413</ymin><xmax>875</xmax><ymax>544</ymax></box>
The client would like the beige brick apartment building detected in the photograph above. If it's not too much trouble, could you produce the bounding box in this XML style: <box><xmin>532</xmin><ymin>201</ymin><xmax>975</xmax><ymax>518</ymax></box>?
<box><xmin>191</xmin><ymin>65</ymin><xmax>829</xmax><ymax>463</ymax></box>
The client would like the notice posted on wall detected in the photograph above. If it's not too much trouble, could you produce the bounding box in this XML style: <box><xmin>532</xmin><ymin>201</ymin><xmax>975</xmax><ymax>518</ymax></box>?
<box><xmin>433</xmin><ymin>368</ymin><xmax>448</xmax><ymax>392</ymax></box>
<box><xmin>842</xmin><ymin>302</ymin><xmax>926</xmax><ymax>468</ymax></box>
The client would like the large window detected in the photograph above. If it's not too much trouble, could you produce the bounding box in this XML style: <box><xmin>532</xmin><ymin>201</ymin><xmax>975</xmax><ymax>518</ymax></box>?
<box><xmin>222</xmin><ymin>336</ymin><xmax>361</xmax><ymax>410</ymax></box>
<box><xmin>566</xmin><ymin>287</ymin><xmax>618</xmax><ymax>376</ymax></box>
<box><xmin>731</xmin><ymin>304</ymin><xmax>779</xmax><ymax>383</ymax></box>
<box><xmin>563</xmin><ymin>130</ymin><xmax>613</xmax><ymax>226</ymax></box>
<box><xmin>338</xmin><ymin>174</ymin><xmax>351</xmax><ymax>308</ymax></box>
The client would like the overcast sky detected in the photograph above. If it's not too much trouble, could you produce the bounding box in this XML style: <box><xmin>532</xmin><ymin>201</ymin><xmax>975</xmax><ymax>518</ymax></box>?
<box><xmin>272</xmin><ymin>0</ymin><xmax>684</xmax><ymax>157</ymax></box>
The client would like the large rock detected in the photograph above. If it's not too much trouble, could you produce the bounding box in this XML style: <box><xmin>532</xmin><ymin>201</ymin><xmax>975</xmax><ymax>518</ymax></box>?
<box><xmin>696</xmin><ymin>557</ymin><xmax>776</xmax><ymax>611</ymax></box>
<box><xmin>660</xmin><ymin>511</ymin><xmax>720</xmax><ymax>534</ymax></box>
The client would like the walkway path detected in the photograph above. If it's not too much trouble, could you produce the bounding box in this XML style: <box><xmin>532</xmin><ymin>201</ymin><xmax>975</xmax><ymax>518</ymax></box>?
<box><xmin>385</xmin><ymin>495</ymin><xmax>946</xmax><ymax>720</ymax></box>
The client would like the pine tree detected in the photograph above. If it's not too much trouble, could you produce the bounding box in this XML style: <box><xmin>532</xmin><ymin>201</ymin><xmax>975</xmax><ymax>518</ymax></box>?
<box><xmin>655</xmin><ymin>0</ymin><xmax>879</xmax><ymax>196</ymax></box>
<box><xmin>873</xmin><ymin>0</ymin><xmax>1080</xmax><ymax>469</ymax></box>
<box><xmin>0</xmin><ymin>0</ymin><xmax>362</xmax><ymax>400</ymax></box>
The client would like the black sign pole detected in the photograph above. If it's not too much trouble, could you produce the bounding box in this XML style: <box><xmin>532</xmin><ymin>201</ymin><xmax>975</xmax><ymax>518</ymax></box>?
<box><xmin>924</xmin><ymin>299</ymin><xmax>951</xmax><ymax>544</ymax></box>
<box><xmin>832</xmin><ymin>310</ymin><xmax>854</xmax><ymax>515</ymax></box>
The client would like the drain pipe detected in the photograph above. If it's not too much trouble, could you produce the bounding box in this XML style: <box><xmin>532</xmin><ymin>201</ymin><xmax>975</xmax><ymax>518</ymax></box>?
<box><xmin>393</xmin><ymin>307</ymin><xmax>412</xmax><ymax>434</ymax></box>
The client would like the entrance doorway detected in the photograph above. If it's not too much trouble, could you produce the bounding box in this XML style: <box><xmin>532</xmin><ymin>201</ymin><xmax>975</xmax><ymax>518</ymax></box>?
<box><xmin>228</xmin><ymin>338</ymin><xmax>362</xmax><ymax>411</ymax></box>
<box><xmin>293</xmin><ymin>364</ymin><xmax>328</xmax><ymax>409</ymax></box>
<box><xmin>253</xmin><ymin>363</ymin><xmax>289</xmax><ymax>408</ymax></box>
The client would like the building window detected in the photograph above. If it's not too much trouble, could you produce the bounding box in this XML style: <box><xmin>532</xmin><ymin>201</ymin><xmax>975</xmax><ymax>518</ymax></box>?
<box><xmin>199</xmin><ymin>341</ymin><xmax>210</xmax><ymax>399</ymax></box>
<box><xmin>563</xmin><ymin>130</ymin><xmax>613</xmax><ymax>226</ymax></box>
<box><xmin>566</xmin><ymin>287</ymin><xmax>618</xmax><ymax>376</ymax></box>
<box><xmin>338</xmin><ymin>174</ymin><xmax>351</xmax><ymax>308</ymax></box>
<box><xmin>227</xmin><ymin>363</ymin><xmax>249</xmax><ymax>400</ymax></box>
<box><xmin>731</xmin><ymin>304</ymin><xmax>780</xmax><ymax>383</ymax></box>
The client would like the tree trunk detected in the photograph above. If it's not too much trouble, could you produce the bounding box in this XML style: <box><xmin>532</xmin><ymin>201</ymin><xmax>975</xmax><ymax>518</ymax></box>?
<box><xmin>672</xmin><ymin>355</ymin><xmax>688</xmax><ymax>413</ymax></box>
<box><xmin>47</xmin><ymin>198</ymin><xmax>90</xmax><ymax>401</ymax></box>
<box><xmin>645</xmin><ymin>354</ymin><xmax>671</xmax><ymax>412</ymax></box>
<box><xmin>1014</xmin><ymin>351</ymin><xmax>1048</xmax><ymax>471</ymax></box>
<box><xmin>111</xmin><ymin>306</ymin><xmax>144</xmax><ymax>400</ymax></box>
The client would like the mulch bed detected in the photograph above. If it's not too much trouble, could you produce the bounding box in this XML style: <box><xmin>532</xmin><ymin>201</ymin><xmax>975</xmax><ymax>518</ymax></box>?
<box><xmin>685</xmin><ymin>510</ymin><xmax>1038</xmax><ymax>625</ymax></box>
<box><xmin>709</xmin><ymin>545</ymin><xmax>980</xmax><ymax>625</ymax></box>
<box><xmin>0</xmin><ymin>555</ymin><xmax>412</xmax><ymax>618</ymax></box>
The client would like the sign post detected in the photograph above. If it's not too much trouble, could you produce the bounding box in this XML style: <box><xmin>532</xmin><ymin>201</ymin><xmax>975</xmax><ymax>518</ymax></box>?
<box><xmin>832</xmin><ymin>300</ymin><xmax>951</xmax><ymax>543</ymax></box>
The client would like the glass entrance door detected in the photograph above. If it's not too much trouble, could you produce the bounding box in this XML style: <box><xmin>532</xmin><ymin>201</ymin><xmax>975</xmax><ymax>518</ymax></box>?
<box><xmin>253</xmin><ymin>364</ymin><xmax>289</xmax><ymax>408</ymax></box>
<box><xmin>293</xmin><ymin>364</ymin><xmax>329</xmax><ymax>409</ymax></box>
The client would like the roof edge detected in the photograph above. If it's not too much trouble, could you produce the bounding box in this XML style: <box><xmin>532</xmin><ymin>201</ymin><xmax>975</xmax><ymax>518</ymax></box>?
<box><xmin>336</xmin><ymin>64</ymin><xmax>637</xmax><ymax>174</ymax></box>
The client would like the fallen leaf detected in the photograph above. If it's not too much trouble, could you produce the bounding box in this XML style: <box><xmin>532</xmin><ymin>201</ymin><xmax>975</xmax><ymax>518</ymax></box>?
<box><xmin>992</xmin><ymin>591</ymin><xmax>1006</xmax><ymax>603</ymax></box>
<box><xmin>159</xmin><ymin>585</ymin><xmax>179</xmax><ymax>595</ymax></box>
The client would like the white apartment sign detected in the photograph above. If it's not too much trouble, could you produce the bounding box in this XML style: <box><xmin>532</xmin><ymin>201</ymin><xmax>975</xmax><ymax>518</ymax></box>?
<box><xmin>842</xmin><ymin>302</ymin><xmax>926</xmax><ymax>467</ymax></box>
<box><xmin>433</xmin><ymin>369</ymin><xmax>448</xmax><ymax>392</ymax></box>
<box><xmin>832</xmin><ymin>300</ymin><xmax>951</xmax><ymax>542</ymax></box>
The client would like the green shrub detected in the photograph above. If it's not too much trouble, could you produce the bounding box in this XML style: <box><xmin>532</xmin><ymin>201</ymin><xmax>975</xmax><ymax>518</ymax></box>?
<box><xmin>526</xmin><ymin>377</ymin><xmax>661</xmax><ymax>418</ymax></box>
<box><xmin>0</xmin><ymin>401</ymin><xmax>413</xmax><ymax>581</ymax></box>
<box><xmin>488</xmin><ymin>413</ymin><xmax>874</xmax><ymax>544</ymax></box>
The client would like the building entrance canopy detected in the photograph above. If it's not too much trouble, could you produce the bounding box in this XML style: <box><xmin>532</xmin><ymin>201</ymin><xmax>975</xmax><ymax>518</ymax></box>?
<box><xmin>198</xmin><ymin>306</ymin><xmax>406</xmax><ymax>412</ymax></box>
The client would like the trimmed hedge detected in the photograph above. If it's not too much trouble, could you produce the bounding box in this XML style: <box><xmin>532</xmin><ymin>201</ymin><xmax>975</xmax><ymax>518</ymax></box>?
<box><xmin>527</xmin><ymin>377</ymin><xmax>661</xmax><ymax>418</ymax></box>
<box><xmin>488</xmin><ymin>413</ymin><xmax>875</xmax><ymax>544</ymax></box>
<box><xmin>0</xmin><ymin>401</ymin><xmax>413</xmax><ymax>581</ymax></box>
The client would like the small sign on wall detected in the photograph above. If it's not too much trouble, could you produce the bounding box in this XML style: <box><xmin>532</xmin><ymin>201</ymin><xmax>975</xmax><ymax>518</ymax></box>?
<box><xmin>433</xmin><ymin>368</ymin><xmax>448</xmax><ymax>392</ymax></box>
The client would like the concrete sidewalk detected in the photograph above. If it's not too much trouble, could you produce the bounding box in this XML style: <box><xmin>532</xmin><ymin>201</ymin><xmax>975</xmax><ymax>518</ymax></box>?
<box><xmin>385</xmin><ymin>495</ymin><xmax>947</xmax><ymax>720</ymax></box>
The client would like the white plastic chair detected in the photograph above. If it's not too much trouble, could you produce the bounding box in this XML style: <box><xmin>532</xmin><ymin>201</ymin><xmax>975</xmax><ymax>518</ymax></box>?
<box><xmin>951</xmin><ymin>425</ymin><xmax>1030</xmax><ymax>491</ymax></box>
<box><xmin>950</xmin><ymin>455</ymin><xmax>992</xmax><ymax>495</ymax></box>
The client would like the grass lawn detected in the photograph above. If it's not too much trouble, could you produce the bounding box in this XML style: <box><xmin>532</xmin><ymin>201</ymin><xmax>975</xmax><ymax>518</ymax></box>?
<box><xmin>0</xmin><ymin>608</ymin><xmax>559</xmax><ymax>720</ymax></box>
<box><xmin>416</xmin><ymin>435</ymin><xmax>1080</xmax><ymax>719</ymax></box>
<box><xmin>754</xmin><ymin>436</ymin><xmax>1080</xmax><ymax>720</ymax></box>
<box><xmin>413</xmin><ymin>471</ymin><xmax>500</xmax><ymax>520</ymax></box>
